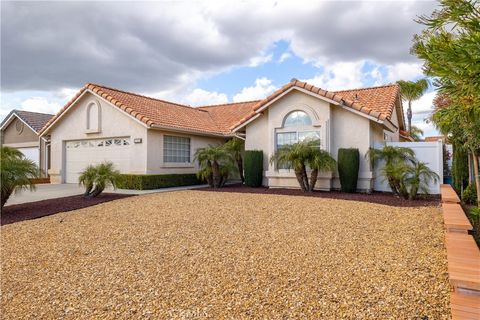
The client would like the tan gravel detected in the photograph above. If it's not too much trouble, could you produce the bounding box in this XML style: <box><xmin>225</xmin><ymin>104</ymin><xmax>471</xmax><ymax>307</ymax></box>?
<box><xmin>1</xmin><ymin>191</ymin><xmax>450</xmax><ymax>319</ymax></box>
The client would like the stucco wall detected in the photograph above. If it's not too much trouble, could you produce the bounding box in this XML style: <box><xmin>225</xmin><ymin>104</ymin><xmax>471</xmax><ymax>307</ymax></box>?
<box><xmin>146</xmin><ymin>129</ymin><xmax>226</xmax><ymax>174</ymax></box>
<box><xmin>1</xmin><ymin>118</ymin><xmax>38</xmax><ymax>146</ymax></box>
<box><xmin>47</xmin><ymin>92</ymin><xmax>148</xmax><ymax>183</ymax></box>
<box><xmin>244</xmin><ymin>88</ymin><xmax>397</xmax><ymax>191</ymax></box>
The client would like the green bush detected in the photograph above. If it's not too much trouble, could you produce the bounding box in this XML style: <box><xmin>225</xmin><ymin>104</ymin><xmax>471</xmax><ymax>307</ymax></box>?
<box><xmin>117</xmin><ymin>174</ymin><xmax>203</xmax><ymax>190</ymax></box>
<box><xmin>462</xmin><ymin>183</ymin><xmax>478</xmax><ymax>205</ymax></box>
<box><xmin>338</xmin><ymin>148</ymin><xmax>359</xmax><ymax>193</ymax></box>
<box><xmin>452</xmin><ymin>143</ymin><xmax>469</xmax><ymax>194</ymax></box>
<box><xmin>244</xmin><ymin>150</ymin><xmax>264</xmax><ymax>187</ymax></box>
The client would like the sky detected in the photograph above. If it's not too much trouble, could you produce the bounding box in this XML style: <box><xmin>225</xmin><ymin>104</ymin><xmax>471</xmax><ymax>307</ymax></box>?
<box><xmin>1</xmin><ymin>0</ymin><xmax>439</xmax><ymax>136</ymax></box>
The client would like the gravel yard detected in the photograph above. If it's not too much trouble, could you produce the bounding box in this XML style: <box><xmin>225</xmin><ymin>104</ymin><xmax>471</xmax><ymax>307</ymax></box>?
<box><xmin>1</xmin><ymin>191</ymin><xmax>449</xmax><ymax>319</ymax></box>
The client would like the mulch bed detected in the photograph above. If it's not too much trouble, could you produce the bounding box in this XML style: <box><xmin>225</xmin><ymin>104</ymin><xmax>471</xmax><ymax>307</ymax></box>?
<box><xmin>1</xmin><ymin>193</ymin><xmax>134</xmax><ymax>226</ymax></box>
<box><xmin>198</xmin><ymin>184</ymin><xmax>440</xmax><ymax>207</ymax></box>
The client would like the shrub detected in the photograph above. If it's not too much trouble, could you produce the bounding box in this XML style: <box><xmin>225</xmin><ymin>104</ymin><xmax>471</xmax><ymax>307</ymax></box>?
<box><xmin>79</xmin><ymin>162</ymin><xmax>120</xmax><ymax>198</ymax></box>
<box><xmin>462</xmin><ymin>183</ymin><xmax>478</xmax><ymax>205</ymax></box>
<box><xmin>452</xmin><ymin>143</ymin><xmax>469</xmax><ymax>194</ymax></box>
<box><xmin>244</xmin><ymin>150</ymin><xmax>264</xmax><ymax>187</ymax></box>
<box><xmin>116</xmin><ymin>173</ymin><xmax>203</xmax><ymax>190</ymax></box>
<box><xmin>337</xmin><ymin>148</ymin><xmax>359</xmax><ymax>193</ymax></box>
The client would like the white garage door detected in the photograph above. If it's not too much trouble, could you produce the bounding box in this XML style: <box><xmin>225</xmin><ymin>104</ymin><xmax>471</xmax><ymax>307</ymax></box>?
<box><xmin>65</xmin><ymin>137</ymin><xmax>131</xmax><ymax>183</ymax></box>
<box><xmin>18</xmin><ymin>147</ymin><xmax>39</xmax><ymax>167</ymax></box>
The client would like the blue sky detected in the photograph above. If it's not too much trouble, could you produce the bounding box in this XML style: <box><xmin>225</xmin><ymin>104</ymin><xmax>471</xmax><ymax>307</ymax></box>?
<box><xmin>1</xmin><ymin>1</ymin><xmax>439</xmax><ymax>136</ymax></box>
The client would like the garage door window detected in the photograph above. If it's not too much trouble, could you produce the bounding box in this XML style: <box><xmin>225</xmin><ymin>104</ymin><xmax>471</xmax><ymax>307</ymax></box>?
<box><xmin>163</xmin><ymin>135</ymin><xmax>190</xmax><ymax>163</ymax></box>
<box><xmin>66</xmin><ymin>138</ymin><xmax>130</xmax><ymax>149</ymax></box>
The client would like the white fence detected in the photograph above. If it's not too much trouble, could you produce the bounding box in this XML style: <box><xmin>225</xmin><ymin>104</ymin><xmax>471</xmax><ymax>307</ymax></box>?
<box><xmin>373</xmin><ymin>141</ymin><xmax>443</xmax><ymax>194</ymax></box>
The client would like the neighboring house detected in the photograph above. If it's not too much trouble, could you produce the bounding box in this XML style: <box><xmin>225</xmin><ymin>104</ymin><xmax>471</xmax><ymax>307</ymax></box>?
<box><xmin>424</xmin><ymin>135</ymin><xmax>447</xmax><ymax>142</ymax></box>
<box><xmin>39</xmin><ymin>79</ymin><xmax>408</xmax><ymax>191</ymax></box>
<box><xmin>0</xmin><ymin>110</ymin><xmax>54</xmax><ymax>174</ymax></box>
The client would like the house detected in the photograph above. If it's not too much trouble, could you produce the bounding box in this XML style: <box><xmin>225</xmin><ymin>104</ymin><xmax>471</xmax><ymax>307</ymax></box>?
<box><xmin>0</xmin><ymin>110</ymin><xmax>54</xmax><ymax>174</ymax></box>
<box><xmin>38</xmin><ymin>79</ymin><xmax>408</xmax><ymax>191</ymax></box>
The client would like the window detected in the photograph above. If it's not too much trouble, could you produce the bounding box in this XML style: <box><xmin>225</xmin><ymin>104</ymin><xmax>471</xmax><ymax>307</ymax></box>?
<box><xmin>275</xmin><ymin>111</ymin><xmax>320</xmax><ymax>169</ymax></box>
<box><xmin>283</xmin><ymin>111</ymin><xmax>312</xmax><ymax>127</ymax></box>
<box><xmin>163</xmin><ymin>135</ymin><xmax>190</xmax><ymax>163</ymax></box>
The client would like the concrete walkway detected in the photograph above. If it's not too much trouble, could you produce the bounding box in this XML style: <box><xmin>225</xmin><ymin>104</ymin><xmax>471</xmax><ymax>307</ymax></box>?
<box><xmin>5</xmin><ymin>183</ymin><xmax>209</xmax><ymax>206</ymax></box>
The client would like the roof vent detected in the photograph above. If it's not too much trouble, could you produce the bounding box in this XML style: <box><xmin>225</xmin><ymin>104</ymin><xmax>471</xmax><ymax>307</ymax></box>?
<box><xmin>354</xmin><ymin>93</ymin><xmax>359</xmax><ymax>100</ymax></box>
<box><xmin>290</xmin><ymin>78</ymin><xmax>298</xmax><ymax>82</ymax></box>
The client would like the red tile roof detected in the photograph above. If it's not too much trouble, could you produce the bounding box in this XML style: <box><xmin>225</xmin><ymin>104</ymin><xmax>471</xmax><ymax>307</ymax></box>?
<box><xmin>40</xmin><ymin>80</ymin><xmax>403</xmax><ymax>136</ymax></box>
<box><xmin>229</xmin><ymin>80</ymin><xmax>401</xmax><ymax>131</ymax></box>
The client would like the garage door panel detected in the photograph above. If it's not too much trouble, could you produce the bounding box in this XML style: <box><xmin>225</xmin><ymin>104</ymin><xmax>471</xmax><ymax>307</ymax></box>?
<box><xmin>65</xmin><ymin>138</ymin><xmax>131</xmax><ymax>183</ymax></box>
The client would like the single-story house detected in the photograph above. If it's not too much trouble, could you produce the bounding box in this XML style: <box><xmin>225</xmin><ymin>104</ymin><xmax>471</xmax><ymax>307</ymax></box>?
<box><xmin>0</xmin><ymin>110</ymin><xmax>54</xmax><ymax>174</ymax></box>
<box><xmin>38</xmin><ymin>79</ymin><xmax>410</xmax><ymax>191</ymax></box>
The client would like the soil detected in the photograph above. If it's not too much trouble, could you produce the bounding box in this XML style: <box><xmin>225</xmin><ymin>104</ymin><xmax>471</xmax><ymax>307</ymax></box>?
<box><xmin>198</xmin><ymin>183</ymin><xmax>440</xmax><ymax>207</ymax></box>
<box><xmin>1</xmin><ymin>193</ymin><xmax>134</xmax><ymax>226</ymax></box>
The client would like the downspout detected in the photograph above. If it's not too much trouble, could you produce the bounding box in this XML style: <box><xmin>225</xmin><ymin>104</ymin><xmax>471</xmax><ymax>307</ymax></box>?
<box><xmin>41</xmin><ymin>136</ymin><xmax>50</xmax><ymax>177</ymax></box>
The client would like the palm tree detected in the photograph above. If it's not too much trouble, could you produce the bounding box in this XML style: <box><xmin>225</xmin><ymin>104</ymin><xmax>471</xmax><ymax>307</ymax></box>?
<box><xmin>270</xmin><ymin>139</ymin><xmax>336</xmax><ymax>192</ymax></box>
<box><xmin>307</xmin><ymin>148</ymin><xmax>337</xmax><ymax>192</ymax></box>
<box><xmin>367</xmin><ymin>146</ymin><xmax>415</xmax><ymax>196</ymax></box>
<box><xmin>224</xmin><ymin>137</ymin><xmax>245</xmax><ymax>183</ymax></box>
<box><xmin>409</xmin><ymin>125</ymin><xmax>424</xmax><ymax>141</ymax></box>
<box><xmin>397</xmin><ymin>79</ymin><xmax>429</xmax><ymax>133</ymax></box>
<box><xmin>78</xmin><ymin>162</ymin><xmax>120</xmax><ymax>198</ymax></box>
<box><xmin>404</xmin><ymin>159</ymin><xmax>439</xmax><ymax>200</ymax></box>
<box><xmin>194</xmin><ymin>145</ymin><xmax>235</xmax><ymax>188</ymax></box>
<box><xmin>1</xmin><ymin>146</ymin><xmax>38</xmax><ymax>209</ymax></box>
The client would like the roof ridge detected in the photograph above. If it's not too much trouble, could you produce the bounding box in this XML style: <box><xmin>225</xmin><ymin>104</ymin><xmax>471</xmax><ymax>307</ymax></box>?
<box><xmin>15</xmin><ymin>109</ymin><xmax>55</xmax><ymax>116</ymax></box>
<box><xmin>333</xmin><ymin>83</ymin><xmax>399</xmax><ymax>93</ymax></box>
<box><xmin>198</xmin><ymin>100</ymin><xmax>262</xmax><ymax>108</ymax></box>
<box><xmin>87</xmin><ymin>83</ymin><xmax>200</xmax><ymax>111</ymax></box>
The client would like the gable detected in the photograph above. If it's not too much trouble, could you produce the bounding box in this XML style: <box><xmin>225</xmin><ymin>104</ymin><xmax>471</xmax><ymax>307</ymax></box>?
<box><xmin>1</xmin><ymin>115</ymin><xmax>38</xmax><ymax>144</ymax></box>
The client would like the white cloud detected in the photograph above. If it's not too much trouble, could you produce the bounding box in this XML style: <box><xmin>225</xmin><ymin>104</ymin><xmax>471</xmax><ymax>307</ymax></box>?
<box><xmin>182</xmin><ymin>88</ymin><xmax>228</xmax><ymax>106</ymax></box>
<box><xmin>278</xmin><ymin>52</ymin><xmax>292</xmax><ymax>63</ymax></box>
<box><xmin>233</xmin><ymin>77</ymin><xmax>277</xmax><ymax>102</ymax></box>
<box><xmin>386</xmin><ymin>62</ymin><xmax>424</xmax><ymax>82</ymax></box>
<box><xmin>20</xmin><ymin>97</ymin><xmax>61</xmax><ymax>115</ymax></box>
<box><xmin>249</xmin><ymin>53</ymin><xmax>273</xmax><ymax>67</ymax></box>
<box><xmin>302</xmin><ymin>61</ymin><xmax>365</xmax><ymax>91</ymax></box>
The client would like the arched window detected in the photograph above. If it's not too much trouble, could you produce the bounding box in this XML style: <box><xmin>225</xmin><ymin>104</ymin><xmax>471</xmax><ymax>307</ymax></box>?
<box><xmin>283</xmin><ymin>111</ymin><xmax>312</xmax><ymax>127</ymax></box>
<box><xmin>275</xmin><ymin>110</ymin><xmax>320</xmax><ymax>168</ymax></box>
<box><xmin>86</xmin><ymin>102</ymin><xmax>100</xmax><ymax>132</ymax></box>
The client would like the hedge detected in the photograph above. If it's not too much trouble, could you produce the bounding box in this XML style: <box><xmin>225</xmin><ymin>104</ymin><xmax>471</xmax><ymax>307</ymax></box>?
<box><xmin>244</xmin><ymin>150</ymin><xmax>263</xmax><ymax>187</ymax></box>
<box><xmin>452</xmin><ymin>142</ymin><xmax>469</xmax><ymax>194</ymax></box>
<box><xmin>337</xmin><ymin>148</ymin><xmax>359</xmax><ymax>193</ymax></box>
<box><xmin>116</xmin><ymin>173</ymin><xmax>203</xmax><ymax>190</ymax></box>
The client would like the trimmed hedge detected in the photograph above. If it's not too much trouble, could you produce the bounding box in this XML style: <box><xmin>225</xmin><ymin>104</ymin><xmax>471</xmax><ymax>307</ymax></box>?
<box><xmin>244</xmin><ymin>150</ymin><xmax>264</xmax><ymax>187</ymax></box>
<box><xmin>338</xmin><ymin>148</ymin><xmax>360</xmax><ymax>193</ymax></box>
<box><xmin>117</xmin><ymin>174</ymin><xmax>203</xmax><ymax>190</ymax></box>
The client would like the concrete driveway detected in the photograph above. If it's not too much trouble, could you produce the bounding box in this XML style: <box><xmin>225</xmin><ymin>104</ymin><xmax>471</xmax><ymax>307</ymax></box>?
<box><xmin>5</xmin><ymin>183</ymin><xmax>209</xmax><ymax>206</ymax></box>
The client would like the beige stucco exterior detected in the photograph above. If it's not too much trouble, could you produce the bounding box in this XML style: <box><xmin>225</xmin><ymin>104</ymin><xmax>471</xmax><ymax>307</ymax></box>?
<box><xmin>45</xmin><ymin>91</ymin><xmax>225</xmax><ymax>183</ymax></box>
<box><xmin>243</xmin><ymin>88</ymin><xmax>401</xmax><ymax>192</ymax></box>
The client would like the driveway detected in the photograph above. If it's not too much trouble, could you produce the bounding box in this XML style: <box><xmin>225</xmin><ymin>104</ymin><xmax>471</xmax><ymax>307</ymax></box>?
<box><xmin>5</xmin><ymin>183</ymin><xmax>208</xmax><ymax>206</ymax></box>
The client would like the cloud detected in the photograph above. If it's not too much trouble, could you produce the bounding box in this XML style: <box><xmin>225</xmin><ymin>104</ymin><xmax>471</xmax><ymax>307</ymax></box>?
<box><xmin>20</xmin><ymin>97</ymin><xmax>62</xmax><ymax>115</ymax></box>
<box><xmin>1</xmin><ymin>1</ymin><xmax>436</xmax><ymax>93</ymax></box>
<box><xmin>233</xmin><ymin>77</ymin><xmax>277</xmax><ymax>102</ymax></box>
<box><xmin>182</xmin><ymin>88</ymin><xmax>228</xmax><ymax>106</ymax></box>
<box><xmin>249</xmin><ymin>53</ymin><xmax>273</xmax><ymax>67</ymax></box>
<box><xmin>278</xmin><ymin>52</ymin><xmax>292</xmax><ymax>63</ymax></box>
<box><xmin>385</xmin><ymin>62</ymin><xmax>424</xmax><ymax>82</ymax></box>
<box><xmin>302</xmin><ymin>61</ymin><xmax>365</xmax><ymax>91</ymax></box>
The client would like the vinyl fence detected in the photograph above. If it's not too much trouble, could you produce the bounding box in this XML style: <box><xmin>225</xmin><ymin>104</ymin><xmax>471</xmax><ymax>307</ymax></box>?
<box><xmin>373</xmin><ymin>141</ymin><xmax>443</xmax><ymax>194</ymax></box>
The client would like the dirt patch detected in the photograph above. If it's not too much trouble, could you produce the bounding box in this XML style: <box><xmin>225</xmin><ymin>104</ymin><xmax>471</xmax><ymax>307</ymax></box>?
<box><xmin>1</xmin><ymin>191</ymin><xmax>449</xmax><ymax>319</ymax></box>
<box><xmin>1</xmin><ymin>193</ymin><xmax>134</xmax><ymax>226</ymax></box>
<box><xmin>198</xmin><ymin>184</ymin><xmax>440</xmax><ymax>207</ymax></box>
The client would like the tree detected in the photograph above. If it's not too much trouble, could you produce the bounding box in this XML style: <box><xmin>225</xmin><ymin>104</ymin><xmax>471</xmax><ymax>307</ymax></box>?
<box><xmin>409</xmin><ymin>125</ymin><xmax>424</xmax><ymax>141</ymax></box>
<box><xmin>78</xmin><ymin>162</ymin><xmax>120</xmax><ymax>198</ymax></box>
<box><xmin>270</xmin><ymin>139</ymin><xmax>336</xmax><ymax>192</ymax></box>
<box><xmin>1</xmin><ymin>146</ymin><xmax>38</xmax><ymax>209</ymax></box>
<box><xmin>413</xmin><ymin>0</ymin><xmax>480</xmax><ymax>206</ymax></box>
<box><xmin>404</xmin><ymin>159</ymin><xmax>440</xmax><ymax>200</ymax></box>
<box><xmin>194</xmin><ymin>145</ymin><xmax>236</xmax><ymax>188</ymax></box>
<box><xmin>367</xmin><ymin>146</ymin><xmax>415</xmax><ymax>196</ymax></box>
<box><xmin>397</xmin><ymin>79</ymin><xmax>429</xmax><ymax>133</ymax></box>
<box><xmin>223</xmin><ymin>137</ymin><xmax>245</xmax><ymax>183</ymax></box>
